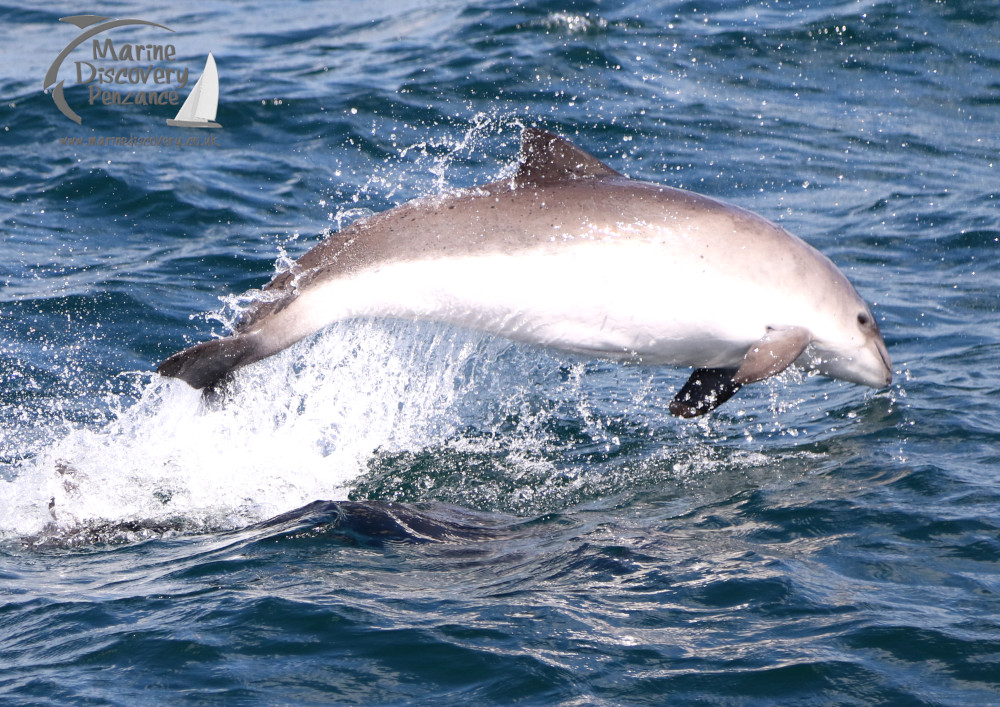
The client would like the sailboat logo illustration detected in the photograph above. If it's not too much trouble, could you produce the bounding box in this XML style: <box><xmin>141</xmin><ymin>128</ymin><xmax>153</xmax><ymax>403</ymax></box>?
<box><xmin>167</xmin><ymin>53</ymin><xmax>221</xmax><ymax>128</ymax></box>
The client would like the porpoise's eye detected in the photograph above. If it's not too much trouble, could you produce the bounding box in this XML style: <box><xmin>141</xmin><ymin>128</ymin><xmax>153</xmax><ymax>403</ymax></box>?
<box><xmin>857</xmin><ymin>313</ymin><xmax>871</xmax><ymax>327</ymax></box>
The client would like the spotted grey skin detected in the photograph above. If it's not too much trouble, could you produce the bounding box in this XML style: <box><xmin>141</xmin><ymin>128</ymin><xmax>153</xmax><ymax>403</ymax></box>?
<box><xmin>159</xmin><ymin>128</ymin><xmax>891</xmax><ymax>416</ymax></box>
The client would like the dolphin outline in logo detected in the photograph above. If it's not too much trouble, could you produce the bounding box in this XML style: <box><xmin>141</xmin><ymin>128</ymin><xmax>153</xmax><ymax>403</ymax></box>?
<box><xmin>43</xmin><ymin>15</ymin><xmax>174</xmax><ymax>124</ymax></box>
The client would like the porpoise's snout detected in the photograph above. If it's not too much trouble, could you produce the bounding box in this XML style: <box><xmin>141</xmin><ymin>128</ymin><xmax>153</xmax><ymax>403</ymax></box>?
<box><xmin>809</xmin><ymin>326</ymin><xmax>892</xmax><ymax>389</ymax></box>
<box><xmin>845</xmin><ymin>332</ymin><xmax>893</xmax><ymax>389</ymax></box>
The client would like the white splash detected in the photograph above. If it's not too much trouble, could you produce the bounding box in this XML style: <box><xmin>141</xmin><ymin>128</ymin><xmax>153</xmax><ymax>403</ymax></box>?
<box><xmin>0</xmin><ymin>320</ymin><xmax>494</xmax><ymax>542</ymax></box>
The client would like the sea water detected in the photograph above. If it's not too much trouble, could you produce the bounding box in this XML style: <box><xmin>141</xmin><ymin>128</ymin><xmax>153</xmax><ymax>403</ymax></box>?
<box><xmin>1</xmin><ymin>1</ymin><xmax>998</xmax><ymax>703</ymax></box>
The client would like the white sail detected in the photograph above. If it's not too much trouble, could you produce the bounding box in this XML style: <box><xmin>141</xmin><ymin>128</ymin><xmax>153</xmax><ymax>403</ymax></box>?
<box><xmin>167</xmin><ymin>53</ymin><xmax>221</xmax><ymax>128</ymax></box>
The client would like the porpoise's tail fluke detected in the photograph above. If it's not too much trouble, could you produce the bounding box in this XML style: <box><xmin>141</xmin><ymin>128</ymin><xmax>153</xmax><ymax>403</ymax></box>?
<box><xmin>157</xmin><ymin>333</ymin><xmax>262</xmax><ymax>390</ymax></box>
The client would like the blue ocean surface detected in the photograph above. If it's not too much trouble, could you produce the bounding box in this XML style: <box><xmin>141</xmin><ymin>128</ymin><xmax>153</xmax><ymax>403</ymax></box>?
<box><xmin>2</xmin><ymin>0</ymin><xmax>999</xmax><ymax>703</ymax></box>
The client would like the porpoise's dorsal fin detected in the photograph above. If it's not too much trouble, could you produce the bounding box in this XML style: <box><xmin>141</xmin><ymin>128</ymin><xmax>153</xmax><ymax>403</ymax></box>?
<box><xmin>514</xmin><ymin>128</ymin><xmax>622</xmax><ymax>187</ymax></box>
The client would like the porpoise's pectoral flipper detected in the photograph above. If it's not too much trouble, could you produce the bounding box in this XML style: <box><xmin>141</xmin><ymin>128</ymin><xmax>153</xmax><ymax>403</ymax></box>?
<box><xmin>669</xmin><ymin>367</ymin><xmax>743</xmax><ymax>418</ymax></box>
<box><xmin>733</xmin><ymin>326</ymin><xmax>812</xmax><ymax>386</ymax></box>
<box><xmin>157</xmin><ymin>333</ymin><xmax>264</xmax><ymax>391</ymax></box>
<box><xmin>669</xmin><ymin>327</ymin><xmax>812</xmax><ymax>417</ymax></box>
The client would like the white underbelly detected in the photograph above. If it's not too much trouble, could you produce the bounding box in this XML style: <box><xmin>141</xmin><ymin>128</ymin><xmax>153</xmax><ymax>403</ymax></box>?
<box><xmin>285</xmin><ymin>242</ymin><xmax>790</xmax><ymax>368</ymax></box>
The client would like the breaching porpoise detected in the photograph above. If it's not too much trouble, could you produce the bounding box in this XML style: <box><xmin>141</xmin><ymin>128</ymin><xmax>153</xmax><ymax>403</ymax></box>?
<box><xmin>159</xmin><ymin>128</ymin><xmax>891</xmax><ymax>416</ymax></box>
